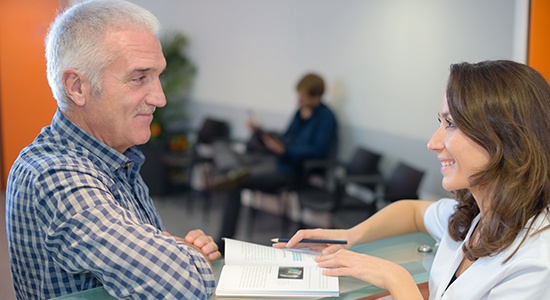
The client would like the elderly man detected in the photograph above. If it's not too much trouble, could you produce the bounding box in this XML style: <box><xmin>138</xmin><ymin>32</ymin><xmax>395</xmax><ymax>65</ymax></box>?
<box><xmin>5</xmin><ymin>0</ymin><xmax>219</xmax><ymax>299</ymax></box>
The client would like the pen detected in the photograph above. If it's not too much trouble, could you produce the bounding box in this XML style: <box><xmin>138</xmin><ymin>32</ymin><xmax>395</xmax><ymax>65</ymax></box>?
<box><xmin>271</xmin><ymin>238</ymin><xmax>348</xmax><ymax>245</ymax></box>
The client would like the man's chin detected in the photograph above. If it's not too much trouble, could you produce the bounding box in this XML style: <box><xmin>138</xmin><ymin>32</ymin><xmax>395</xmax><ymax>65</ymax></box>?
<box><xmin>136</xmin><ymin>133</ymin><xmax>153</xmax><ymax>146</ymax></box>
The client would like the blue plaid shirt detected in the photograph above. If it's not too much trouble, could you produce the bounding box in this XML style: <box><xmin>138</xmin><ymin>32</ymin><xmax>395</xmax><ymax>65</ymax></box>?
<box><xmin>6</xmin><ymin>110</ymin><xmax>215</xmax><ymax>299</ymax></box>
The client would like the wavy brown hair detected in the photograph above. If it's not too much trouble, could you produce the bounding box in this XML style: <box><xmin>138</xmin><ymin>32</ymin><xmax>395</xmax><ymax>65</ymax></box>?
<box><xmin>446</xmin><ymin>60</ymin><xmax>550</xmax><ymax>262</ymax></box>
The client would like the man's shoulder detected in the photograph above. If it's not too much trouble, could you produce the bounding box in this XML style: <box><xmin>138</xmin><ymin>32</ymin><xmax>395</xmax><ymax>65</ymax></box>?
<box><xmin>313</xmin><ymin>103</ymin><xmax>337</xmax><ymax>127</ymax></box>
<box><xmin>317</xmin><ymin>103</ymin><xmax>336</xmax><ymax>117</ymax></box>
<box><xmin>15</xmin><ymin>138</ymin><xmax>99</xmax><ymax>175</ymax></box>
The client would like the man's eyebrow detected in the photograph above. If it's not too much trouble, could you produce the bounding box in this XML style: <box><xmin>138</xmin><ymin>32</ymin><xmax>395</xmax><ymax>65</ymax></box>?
<box><xmin>132</xmin><ymin>68</ymin><xmax>152</xmax><ymax>73</ymax></box>
<box><xmin>126</xmin><ymin>68</ymin><xmax>158</xmax><ymax>79</ymax></box>
<box><xmin>127</xmin><ymin>66</ymin><xmax>165</xmax><ymax>79</ymax></box>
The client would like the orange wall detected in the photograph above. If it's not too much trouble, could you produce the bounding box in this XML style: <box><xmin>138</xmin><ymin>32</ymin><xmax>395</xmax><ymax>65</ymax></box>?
<box><xmin>528</xmin><ymin>0</ymin><xmax>550</xmax><ymax>82</ymax></box>
<box><xmin>0</xmin><ymin>0</ymin><xmax>60</xmax><ymax>190</ymax></box>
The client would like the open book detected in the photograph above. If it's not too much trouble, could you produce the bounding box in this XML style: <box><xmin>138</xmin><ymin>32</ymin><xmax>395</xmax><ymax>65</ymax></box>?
<box><xmin>215</xmin><ymin>238</ymin><xmax>339</xmax><ymax>298</ymax></box>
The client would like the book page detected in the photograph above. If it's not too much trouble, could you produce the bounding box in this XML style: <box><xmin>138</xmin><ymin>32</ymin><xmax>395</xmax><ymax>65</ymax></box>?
<box><xmin>216</xmin><ymin>265</ymin><xmax>339</xmax><ymax>297</ymax></box>
<box><xmin>223</xmin><ymin>238</ymin><xmax>320</xmax><ymax>266</ymax></box>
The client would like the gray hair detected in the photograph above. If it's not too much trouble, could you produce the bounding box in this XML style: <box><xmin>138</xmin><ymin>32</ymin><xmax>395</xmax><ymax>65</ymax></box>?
<box><xmin>45</xmin><ymin>0</ymin><xmax>161</xmax><ymax>110</ymax></box>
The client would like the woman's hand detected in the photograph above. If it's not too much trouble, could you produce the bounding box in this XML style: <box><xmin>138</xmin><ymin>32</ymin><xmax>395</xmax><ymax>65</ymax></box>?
<box><xmin>272</xmin><ymin>228</ymin><xmax>351</xmax><ymax>253</ymax></box>
<box><xmin>318</xmin><ymin>249</ymin><xmax>422</xmax><ymax>299</ymax></box>
<box><xmin>317</xmin><ymin>249</ymin><xmax>393</xmax><ymax>288</ymax></box>
<box><xmin>273</xmin><ymin>228</ymin><xmax>423</xmax><ymax>299</ymax></box>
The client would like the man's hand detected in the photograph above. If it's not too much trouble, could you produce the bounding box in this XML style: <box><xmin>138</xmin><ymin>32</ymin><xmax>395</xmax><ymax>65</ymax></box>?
<box><xmin>246</xmin><ymin>117</ymin><xmax>260</xmax><ymax>132</ymax></box>
<box><xmin>164</xmin><ymin>230</ymin><xmax>222</xmax><ymax>263</ymax></box>
<box><xmin>261</xmin><ymin>134</ymin><xmax>285</xmax><ymax>155</ymax></box>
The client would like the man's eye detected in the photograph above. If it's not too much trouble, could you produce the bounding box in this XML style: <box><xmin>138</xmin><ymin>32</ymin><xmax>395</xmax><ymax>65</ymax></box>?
<box><xmin>133</xmin><ymin>75</ymin><xmax>146</xmax><ymax>82</ymax></box>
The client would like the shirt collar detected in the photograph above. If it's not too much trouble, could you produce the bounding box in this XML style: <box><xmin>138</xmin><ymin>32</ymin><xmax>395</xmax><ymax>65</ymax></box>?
<box><xmin>51</xmin><ymin>109</ymin><xmax>145</xmax><ymax>172</ymax></box>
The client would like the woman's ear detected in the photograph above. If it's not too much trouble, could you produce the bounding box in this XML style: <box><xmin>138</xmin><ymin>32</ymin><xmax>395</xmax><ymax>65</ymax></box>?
<box><xmin>62</xmin><ymin>69</ymin><xmax>87</xmax><ymax>107</ymax></box>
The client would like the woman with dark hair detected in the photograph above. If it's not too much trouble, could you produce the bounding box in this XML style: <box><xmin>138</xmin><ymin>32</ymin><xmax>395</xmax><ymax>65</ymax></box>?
<box><xmin>276</xmin><ymin>60</ymin><xmax>550</xmax><ymax>299</ymax></box>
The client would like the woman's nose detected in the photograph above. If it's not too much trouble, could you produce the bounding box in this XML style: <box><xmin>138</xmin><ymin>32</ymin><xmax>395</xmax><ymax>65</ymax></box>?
<box><xmin>427</xmin><ymin>127</ymin><xmax>444</xmax><ymax>152</ymax></box>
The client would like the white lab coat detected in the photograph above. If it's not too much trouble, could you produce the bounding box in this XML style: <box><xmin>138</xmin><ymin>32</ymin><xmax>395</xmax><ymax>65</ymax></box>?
<box><xmin>425</xmin><ymin>198</ymin><xmax>550</xmax><ymax>299</ymax></box>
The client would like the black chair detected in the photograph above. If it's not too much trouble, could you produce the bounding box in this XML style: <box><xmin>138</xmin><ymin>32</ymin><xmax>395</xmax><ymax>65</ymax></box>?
<box><xmin>195</xmin><ymin>118</ymin><xmax>231</xmax><ymax>145</ymax></box>
<box><xmin>186</xmin><ymin>117</ymin><xmax>231</xmax><ymax>218</ymax></box>
<box><xmin>243</xmin><ymin>138</ymin><xmax>301</xmax><ymax>238</ymax></box>
<box><xmin>331</xmin><ymin>161</ymin><xmax>425</xmax><ymax>229</ymax></box>
<box><xmin>297</xmin><ymin>147</ymin><xmax>383</xmax><ymax>228</ymax></box>
<box><xmin>245</xmin><ymin>137</ymin><xmax>340</xmax><ymax>238</ymax></box>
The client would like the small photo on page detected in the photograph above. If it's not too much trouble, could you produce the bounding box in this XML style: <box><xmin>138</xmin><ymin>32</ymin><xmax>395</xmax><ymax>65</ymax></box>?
<box><xmin>278</xmin><ymin>267</ymin><xmax>304</xmax><ymax>279</ymax></box>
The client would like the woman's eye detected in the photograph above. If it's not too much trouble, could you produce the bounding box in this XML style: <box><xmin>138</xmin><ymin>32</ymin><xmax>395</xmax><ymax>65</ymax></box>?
<box><xmin>445</xmin><ymin>118</ymin><xmax>456</xmax><ymax>129</ymax></box>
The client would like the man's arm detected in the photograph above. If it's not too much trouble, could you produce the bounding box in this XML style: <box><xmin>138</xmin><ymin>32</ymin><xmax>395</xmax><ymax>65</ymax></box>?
<box><xmin>38</xmin><ymin>170</ymin><xmax>216</xmax><ymax>299</ymax></box>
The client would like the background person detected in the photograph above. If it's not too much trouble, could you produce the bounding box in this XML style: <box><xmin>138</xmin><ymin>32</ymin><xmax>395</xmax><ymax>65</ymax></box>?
<box><xmin>276</xmin><ymin>60</ymin><xmax>550</xmax><ymax>299</ymax></box>
<box><xmin>5</xmin><ymin>0</ymin><xmax>220</xmax><ymax>299</ymax></box>
<box><xmin>214</xmin><ymin>73</ymin><xmax>338</xmax><ymax>252</ymax></box>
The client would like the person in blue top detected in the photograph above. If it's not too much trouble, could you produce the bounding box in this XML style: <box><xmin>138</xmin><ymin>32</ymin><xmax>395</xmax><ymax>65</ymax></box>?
<box><xmin>214</xmin><ymin>73</ymin><xmax>338</xmax><ymax>252</ymax></box>
<box><xmin>5</xmin><ymin>0</ymin><xmax>220</xmax><ymax>299</ymax></box>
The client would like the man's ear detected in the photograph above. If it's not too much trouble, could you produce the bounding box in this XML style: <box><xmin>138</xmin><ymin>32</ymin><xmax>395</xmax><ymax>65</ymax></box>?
<box><xmin>62</xmin><ymin>69</ymin><xmax>87</xmax><ymax>107</ymax></box>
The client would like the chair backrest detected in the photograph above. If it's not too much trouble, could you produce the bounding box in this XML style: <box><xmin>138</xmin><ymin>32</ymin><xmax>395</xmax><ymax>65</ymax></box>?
<box><xmin>384</xmin><ymin>162</ymin><xmax>425</xmax><ymax>202</ymax></box>
<box><xmin>346</xmin><ymin>147</ymin><xmax>382</xmax><ymax>176</ymax></box>
<box><xmin>197</xmin><ymin>118</ymin><xmax>230</xmax><ymax>144</ymax></box>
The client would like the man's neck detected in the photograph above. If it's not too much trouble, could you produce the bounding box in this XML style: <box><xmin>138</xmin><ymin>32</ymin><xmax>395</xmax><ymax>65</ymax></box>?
<box><xmin>300</xmin><ymin>103</ymin><xmax>320</xmax><ymax>120</ymax></box>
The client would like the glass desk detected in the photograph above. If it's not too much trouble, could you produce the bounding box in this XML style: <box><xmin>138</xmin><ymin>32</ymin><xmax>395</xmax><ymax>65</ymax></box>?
<box><xmin>51</xmin><ymin>232</ymin><xmax>436</xmax><ymax>299</ymax></box>
<box><xmin>332</xmin><ymin>232</ymin><xmax>435</xmax><ymax>299</ymax></box>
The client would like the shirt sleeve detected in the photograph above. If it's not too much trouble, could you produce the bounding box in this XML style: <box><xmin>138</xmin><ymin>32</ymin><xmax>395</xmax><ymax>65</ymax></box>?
<box><xmin>424</xmin><ymin>198</ymin><xmax>457</xmax><ymax>243</ymax></box>
<box><xmin>36</xmin><ymin>168</ymin><xmax>215</xmax><ymax>299</ymax></box>
<box><xmin>487</xmin><ymin>258</ymin><xmax>550</xmax><ymax>299</ymax></box>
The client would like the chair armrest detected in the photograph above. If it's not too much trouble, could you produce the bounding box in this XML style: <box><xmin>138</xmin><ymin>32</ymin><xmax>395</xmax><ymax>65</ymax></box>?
<box><xmin>303</xmin><ymin>159</ymin><xmax>341</xmax><ymax>170</ymax></box>
<box><xmin>341</xmin><ymin>174</ymin><xmax>384</xmax><ymax>185</ymax></box>
<box><xmin>227</xmin><ymin>138</ymin><xmax>249</xmax><ymax>154</ymax></box>
<box><xmin>339</xmin><ymin>174</ymin><xmax>385</xmax><ymax>198</ymax></box>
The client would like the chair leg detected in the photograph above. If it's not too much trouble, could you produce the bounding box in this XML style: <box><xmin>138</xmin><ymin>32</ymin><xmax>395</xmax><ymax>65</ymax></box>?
<box><xmin>280</xmin><ymin>192</ymin><xmax>299</xmax><ymax>237</ymax></box>
<box><xmin>279</xmin><ymin>192</ymin><xmax>288</xmax><ymax>236</ymax></box>
<box><xmin>246</xmin><ymin>191</ymin><xmax>261</xmax><ymax>239</ymax></box>
<box><xmin>186</xmin><ymin>190</ymin><xmax>195</xmax><ymax>213</ymax></box>
<box><xmin>245</xmin><ymin>191</ymin><xmax>297</xmax><ymax>238</ymax></box>
<box><xmin>201</xmin><ymin>162</ymin><xmax>213</xmax><ymax>221</ymax></box>
<box><xmin>202</xmin><ymin>190</ymin><xmax>211</xmax><ymax>222</ymax></box>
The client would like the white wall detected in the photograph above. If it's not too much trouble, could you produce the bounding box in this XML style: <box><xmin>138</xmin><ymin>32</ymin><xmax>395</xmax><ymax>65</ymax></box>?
<box><xmin>128</xmin><ymin>0</ymin><xmax>528</xmax><ymax>199</ymax></box>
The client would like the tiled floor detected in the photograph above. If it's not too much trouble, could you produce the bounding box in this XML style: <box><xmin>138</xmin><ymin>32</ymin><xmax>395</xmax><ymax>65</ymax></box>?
<box><xmin>154</xmin><ymin>190</ymin><xmax>301</xmax><ymax>247</ymax></box>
